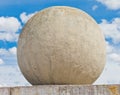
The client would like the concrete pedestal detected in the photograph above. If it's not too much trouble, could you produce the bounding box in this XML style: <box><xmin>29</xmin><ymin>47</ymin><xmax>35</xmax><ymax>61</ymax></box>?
<box><xmin>0</xmin><ymin>85</ymin><xmax>120</xmax><ymax>95</ymax></box>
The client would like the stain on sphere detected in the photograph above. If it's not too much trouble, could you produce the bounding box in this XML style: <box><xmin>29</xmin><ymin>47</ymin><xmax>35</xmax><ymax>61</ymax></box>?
<box><xmin>17</xmin><ymin>6</ymin><xmax>106</xmax><ymax>85</ymax></box>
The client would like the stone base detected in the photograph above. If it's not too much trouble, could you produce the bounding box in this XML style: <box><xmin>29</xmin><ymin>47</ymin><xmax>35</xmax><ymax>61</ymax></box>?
<box><xmin>0</xmin><ymin>85</ymin><xmax>120</xmax><ymax>95</ymax></box>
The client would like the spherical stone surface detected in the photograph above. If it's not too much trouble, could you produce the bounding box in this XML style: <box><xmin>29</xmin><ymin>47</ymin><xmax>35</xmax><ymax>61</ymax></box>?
<box><xmin>17</xmin><ymin>6</ymin><xmax>106</xmax><ymax>85</ymax></box>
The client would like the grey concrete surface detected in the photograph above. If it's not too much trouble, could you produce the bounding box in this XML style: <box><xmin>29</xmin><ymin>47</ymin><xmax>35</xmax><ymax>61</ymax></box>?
<box><xmin>0</xmin><ymin>85</ymin><xmax>120</xmax><ymax>95</ymax></box>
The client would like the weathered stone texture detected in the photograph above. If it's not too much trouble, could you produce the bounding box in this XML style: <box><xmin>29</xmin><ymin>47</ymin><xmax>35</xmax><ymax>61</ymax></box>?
<box><xmin>17</xmin><ymin>6</ymin><xmax>106</xmax><ymax>85</ymax></box>
<box><xmin>0</xmin><ymin>85</ymin><xmax>120</xmax><ymax>95</ymax></box>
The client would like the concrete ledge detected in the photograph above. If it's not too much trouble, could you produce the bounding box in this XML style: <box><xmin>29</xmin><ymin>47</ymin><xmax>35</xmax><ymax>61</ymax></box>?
<box><xmin>0</xmin><ymin>85</ymin><xmax>120</xmax><ymax>95</ymax></box>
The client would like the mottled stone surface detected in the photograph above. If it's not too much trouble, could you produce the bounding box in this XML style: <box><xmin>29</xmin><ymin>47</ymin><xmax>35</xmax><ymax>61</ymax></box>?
<box><xmin>1</xmin><ymin>85</ymin><xmax>120</xmax><ymax>95</ymax></box>
<box><xmin>17</xmin><ymin>6</ymin><xmax>106</xmax><ymax>85</ymax></box>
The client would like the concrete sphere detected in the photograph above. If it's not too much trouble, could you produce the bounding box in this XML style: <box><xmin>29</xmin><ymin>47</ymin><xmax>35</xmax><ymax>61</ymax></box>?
<box><xmin>17</xmin><ymin>6</ymin><xmax>106</xmax><ymax>85</ymax></box>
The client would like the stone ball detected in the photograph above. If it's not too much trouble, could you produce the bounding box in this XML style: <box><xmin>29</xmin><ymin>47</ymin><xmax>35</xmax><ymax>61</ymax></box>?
<box><xmin>17</xmin><ymin>6</ymin><xmax>106</xmax><ymax>85</ymax></box>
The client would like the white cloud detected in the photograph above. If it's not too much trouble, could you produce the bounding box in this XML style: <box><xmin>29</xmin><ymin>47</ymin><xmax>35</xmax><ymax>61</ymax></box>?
<box><xmin>0</xmin><ymin>65</ymin><xmax>30</xmax><ymax>87</ymax></box>
<box><xmin>0</xmin><ymin>17</ymin><xmax>21</xmax><ymax>33</ymax></box>
<box><xmin>106</xmin><ymin>42</ymin><xmax>113</xmax><ymax>54</ymax></box>
<box><xmin>106</xmin><ymin>41</ymin><xmax>120</xmax><ymax>66</ymax></box>
<box><xmin>92</xmin><ymin>5</ymin><xmax>98</xmax><ymax>11</ymax></box>
<box><xmin>0</xmin><ymin>47</ymin><xmax>17</xmax><ymax>65</ymax></box>
<box><xmin>96</xmin><ymin>0</ymin><xmax>120</xmax><ymax>10</ymax></box>
<box><xmin>9</xmin><ymin>47</ymin><xmax>17</xmax><ymax>55</ymax></box>
<box><xmin>0</xmin><ymin>32</ymin><xmax>19</xmax><ymax>42</ymax></box>
<box><xmin>0</xmin><ymin>17</ymin><xmax>21</xmax><ymax>42</ymax></box>
<box><xmin>20</xmin><ymin>12</ymin><xmax>37</xmax><ymax>24</ymax></box>
<box><xmin>0</xmin><ymin>84</ymin><xmax>7</xmax><ymax>87</ymax></box>
<box><xmin>0</xmin><ymin>47</ymin><xmax>30</xmax><ymax>87</ymax></box>
<box><xmin>0</xmin><ymin>58</ymin><xmax>4</xmax><ymax>64</ymax></box>
<box><xmin>0</xmin><ymin>48</ymin><xmax>9</xmax><ymax>55</ymax></box>
<box><xmin>99</xmin><ymin>18</ymin><xmax>120</xmax><ymax>44</ymax></box>
<box><xmin>110</xmin><ymin>53</ymin><xmax>120</xmax><ymax>63</ymax></box>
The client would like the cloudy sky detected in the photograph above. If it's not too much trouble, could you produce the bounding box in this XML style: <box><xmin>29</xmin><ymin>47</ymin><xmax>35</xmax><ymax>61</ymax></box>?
<box><xmin>0</xmin><ymin>0</ymin><xmax>120</xmax><ymax>87</ymax></box>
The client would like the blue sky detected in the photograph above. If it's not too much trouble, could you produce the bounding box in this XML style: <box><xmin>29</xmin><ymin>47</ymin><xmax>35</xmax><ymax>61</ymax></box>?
<box><xmin>0</xmin><ymin>0</ymin><xmax>120</xmax><ymax>86</ymax></box>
